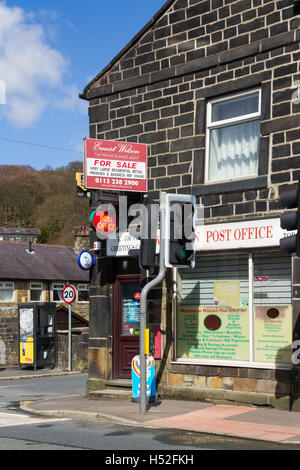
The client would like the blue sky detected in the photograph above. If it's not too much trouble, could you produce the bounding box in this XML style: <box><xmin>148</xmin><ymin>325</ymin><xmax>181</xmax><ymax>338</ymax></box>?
<box><xmin>0</xmin><ymin>0</ymin><xmax>166</xmax><ymax>170</ymax></box>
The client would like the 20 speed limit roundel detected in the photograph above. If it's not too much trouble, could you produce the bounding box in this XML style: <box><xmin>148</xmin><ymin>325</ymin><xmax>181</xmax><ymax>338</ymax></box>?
<box><xmin>62</xmin><ymin>285</ymin><xmax>76</xmax><ymax>304</ymax></box>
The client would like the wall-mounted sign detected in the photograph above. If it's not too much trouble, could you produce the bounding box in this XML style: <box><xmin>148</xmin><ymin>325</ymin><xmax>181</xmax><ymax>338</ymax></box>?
<box><xmin>194</xmin><ymin>218</ymin><xmax>296</xmax><ymax>251</ymax></box>
<box><xmin>84</xmin><ymin>138</ymin><xmax>147</xmax><ymax>192</ymax></box>
<box><xmin>93</xmin><ymin>209</ymin><xmax>118</xmax><ymax>235</ymax></box>
<box><xmin>77</xmin><ymin>250</ymin><xmax>96</xmax><ymax>270</ymax></box>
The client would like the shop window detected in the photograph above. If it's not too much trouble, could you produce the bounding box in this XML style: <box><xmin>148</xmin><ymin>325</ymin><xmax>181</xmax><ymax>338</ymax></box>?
<box><xmin>78</xmin><ymin>284</ymin><xmax>89</xmax><ymax>302</ymax></box>
<box><xmin>176</xmin><ymin>252</ymin><xmax>292</xmax><ymax>367</ymax></box>
<box><xmin>30</xmin><ymin>282</ymin><xmax>43</xmax><ymax>302</ymax></box>
<box><xmin>206</xmin><ymin>89</ymin><xmax>261</xmax><ymax>182</ymax></box>
<box><xmin>0</xmin><ymin>282</ymin><xmax>14</xmax><ymax>302</ymax></box>
<box><xmin>52</xmin><ymin>283</ymin><xmax>64</xmax><ymax>302</ymax></box>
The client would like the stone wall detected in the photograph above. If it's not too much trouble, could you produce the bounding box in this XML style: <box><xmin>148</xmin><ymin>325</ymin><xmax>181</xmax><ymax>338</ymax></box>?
<box><xmin>57</xmin><ymin>329</ymin><xmax>89</xmax><ymax>371</ymax></box>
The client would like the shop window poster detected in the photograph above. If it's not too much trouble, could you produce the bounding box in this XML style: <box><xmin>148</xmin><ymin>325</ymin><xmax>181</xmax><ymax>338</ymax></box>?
<box><xmin>254</xmin><ymin>305</ymin><xmax>292</xmax><ymax>364</ymax></box>
<box><xmin>177</xmin><ymin>304</ymin><xmax>250</xmax><ymax>362</ymax></box>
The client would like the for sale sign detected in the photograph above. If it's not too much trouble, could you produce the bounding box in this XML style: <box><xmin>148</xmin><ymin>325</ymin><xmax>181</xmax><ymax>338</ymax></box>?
<box><xmin>84</xmin><ymin>138</ymin><xmax>147</xmax><ymax>192</ymax></box>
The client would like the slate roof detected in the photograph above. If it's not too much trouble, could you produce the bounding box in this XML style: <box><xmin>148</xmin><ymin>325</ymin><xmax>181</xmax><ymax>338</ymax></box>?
<box><xmin>0</xmin><ymin>227</ymin><xmax>39</xmax><ymax>235</ymax></box>
<box><xmin>0</xmin><ymin>242</ymin><xmax>89</xmax><ymax>281</ymax></box>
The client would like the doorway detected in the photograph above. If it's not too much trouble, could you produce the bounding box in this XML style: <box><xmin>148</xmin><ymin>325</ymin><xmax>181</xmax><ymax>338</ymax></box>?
<box><xmin>113</xmin><ymin>275</ymin><xmax>140</xmax><ymax>379</ymax></box>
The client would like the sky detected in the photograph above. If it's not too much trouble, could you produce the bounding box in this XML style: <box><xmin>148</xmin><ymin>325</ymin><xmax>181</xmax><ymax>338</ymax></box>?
<box><xmin>0</xmin><ymin>0</ymin><xmax>166</xmax><ymax>170</ymax></box>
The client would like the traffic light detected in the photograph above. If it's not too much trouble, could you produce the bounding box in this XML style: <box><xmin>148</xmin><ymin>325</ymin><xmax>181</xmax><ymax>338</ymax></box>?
<box><xmin>76</xmin><ymin>172</ymin><xmax>91</xmax><ymax>198</ymax></box>
<box><xmin>280</xmin><ymin>181</ymin><xmax>300</xmax><ymax>256</ymax></box>
<box><xmin>165</xmin><ymin>194</ymin><xmax>196</xmax><ymax>268</ymax></box>
<box><xmin>139</xmin><ymin>198</ymin><xmax>159</xmax><ymax>269</ymax></box>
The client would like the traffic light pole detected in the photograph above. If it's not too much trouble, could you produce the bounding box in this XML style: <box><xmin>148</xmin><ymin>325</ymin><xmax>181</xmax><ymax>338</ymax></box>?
<box><xmin>139</xmin><ymin>192</ymin><xmax>166</xmax><ymax>414</ymax></box>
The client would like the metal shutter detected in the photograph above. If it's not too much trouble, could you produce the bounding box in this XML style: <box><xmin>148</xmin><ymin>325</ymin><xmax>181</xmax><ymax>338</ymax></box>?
<box><xmin>179</xmin><ymin>254</ymin><xmax>248</xmax><ymax>306</ymax></box>
<box><xmin>253</xmin><ymin>253</ymin><xmax>291</xmax><ymax>306</ymax></box>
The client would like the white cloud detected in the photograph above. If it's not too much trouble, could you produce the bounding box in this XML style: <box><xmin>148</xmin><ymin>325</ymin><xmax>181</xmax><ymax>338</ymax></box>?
<box><xmin>56</xmin><ymin>83</ymin><xmax>88</xmax><ymax>115</ymax></box>
<box><xmin>0</xmin><ymin>2</ymin><xmax>83</xmax><ymax>128</ymax></box>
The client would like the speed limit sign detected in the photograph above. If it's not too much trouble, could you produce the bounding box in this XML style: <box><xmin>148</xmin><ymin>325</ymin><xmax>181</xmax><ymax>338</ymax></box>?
<box><xmin>62</xmin><ymin>285</ymin><xmax>76</xmax><ymax>304</ymax></box>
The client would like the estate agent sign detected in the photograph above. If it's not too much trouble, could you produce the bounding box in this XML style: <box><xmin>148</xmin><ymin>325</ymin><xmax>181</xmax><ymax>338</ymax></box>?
<box><xmin>84</xmin><ymin>138</ymin><xmax>147</xmax><ymax>192</ymax></box>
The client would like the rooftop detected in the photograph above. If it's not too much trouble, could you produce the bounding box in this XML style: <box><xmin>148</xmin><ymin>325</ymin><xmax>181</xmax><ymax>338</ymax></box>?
<box><xmin>0</xmin><ymin>241</ymin><xmax>89</xmax><ymax>281</ymax></box>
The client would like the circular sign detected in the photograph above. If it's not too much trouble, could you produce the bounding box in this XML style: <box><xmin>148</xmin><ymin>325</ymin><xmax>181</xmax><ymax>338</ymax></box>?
<box><xmin>62</xmin><ymin>285</ymin><xmax>76</xmax><ymax>304</ymax></box>
<box><xmin>266</xmin><ymin>307</ymin><xmax>280</xmax><ymax>319</ymax></box>
<box><xmin>77</xmin><ymin>250</ymin><xmax>95</xmax><ymax>271</ymax></box>
<box><xmin>134</xmin><ymin>292</ymin><xmax>141</xmax><ymax>300</ymax></box>
<box><xmin>204</xmin><ymin>314</ymin><xmax>222</xmax><ymax>331</ymax></box>
<box><xmin>93</xmin><ymin>209</ymin><xmax>118</xmax><ymax>235</ymax></box>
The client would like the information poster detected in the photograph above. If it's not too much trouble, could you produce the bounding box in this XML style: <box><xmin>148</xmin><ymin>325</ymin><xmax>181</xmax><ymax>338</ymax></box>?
<box><xmin>177</xmin><ymin>305</ymin><xmax>249</xmax><ymax>361</ymax></box>
<box><xmin>19</xmin><ymin>309</ymin><xmax>34</xmax><ymax>340</ymax></box>
<box><xmin>213</xmin><ymin>281</ymin><xmax>241</xmax><ymax>306</ymax></box>
<box><xmin>254</xmin><ymin>305</ymin><xmax>292</xmax><ymax>363</ymax></box>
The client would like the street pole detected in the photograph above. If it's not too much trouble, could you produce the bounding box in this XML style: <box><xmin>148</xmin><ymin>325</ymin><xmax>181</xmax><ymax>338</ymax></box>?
<box><xmin>68</xmin><ymin>304</ymin><xmax>72</xmax><ymax>371</ymax></box>
<box><xmin>139</xmin><ymin>192</ymin><xmax>166</xmax><ymax>413</ymax></box>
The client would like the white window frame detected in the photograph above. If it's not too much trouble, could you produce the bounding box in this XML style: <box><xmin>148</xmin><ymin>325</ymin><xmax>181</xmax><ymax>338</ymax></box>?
<box><xmin>52</xmin><ymin>283</ymin><xmax>65</xmax><ymax>302</ymax></box>
<box><xmin>174</xmin><ymin>250</ymin><xmax>293</xmax><ymax>371</ymax></box>
<box><xmin>30</xmin><ymin>282</ymin><xmax>43</xmax><ymax>302</ymax></box>
<box><xmin>77</xmin><ymin>283</ymin><xmax>89</xmax><ymax>302</ymax></box>
<box><xmin>0</xmin><ymin>282</ymin><xmax>14</xmax><ymax>302</ymax></box>
<box><xmin>205</xmin><ymin>88</ymin><xmax>261</xmax><ymax>184</ymax></box>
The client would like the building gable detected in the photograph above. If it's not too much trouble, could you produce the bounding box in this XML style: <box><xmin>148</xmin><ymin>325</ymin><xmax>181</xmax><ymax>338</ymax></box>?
<box><xmin>82</xmin><ymin>0</ymin><xmax>299</xmax><ymax>102</ymax></box>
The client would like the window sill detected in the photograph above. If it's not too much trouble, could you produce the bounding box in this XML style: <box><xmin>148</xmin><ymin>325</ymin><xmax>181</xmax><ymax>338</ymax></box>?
<box><xmin>192</xmin><ymin>176</ymin><xmax>267</xmax><ymax>196</ymax></box>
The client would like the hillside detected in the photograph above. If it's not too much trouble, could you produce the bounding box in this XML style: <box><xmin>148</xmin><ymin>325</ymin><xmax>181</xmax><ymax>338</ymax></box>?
<box><xmin>0</xmin><ymin>162</ymin><xmax>90</xmax><ymax>246</ymax></box>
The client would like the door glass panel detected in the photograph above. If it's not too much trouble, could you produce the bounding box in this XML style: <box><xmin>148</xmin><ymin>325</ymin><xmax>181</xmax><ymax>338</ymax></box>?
<box><xmin>120</xmin><ymin>282</ymin><xmax>140</xmax><ymax>337</ymax></box>
<box><xmin>38</xmin><ymin>307</ymin><xmax>54</xmax><ymax>337</ymax></box>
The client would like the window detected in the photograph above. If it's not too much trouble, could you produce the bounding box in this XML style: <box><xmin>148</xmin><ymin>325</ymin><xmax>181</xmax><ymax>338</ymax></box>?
<box><xmin>30</xmin><ymin>282</ymin><xmax>43</xmax><ymax>302</ymax></box>
<box><xmin>52</xmin><ymin>283</ymin><xmax>64</xmax><ymax>302</ymax></box>
<box><xmin>0</xmin><ymin>282</ymin><xmax>14</xmax><ymax>302</ymax></box>
<box><xmin>177</xmin><ymin>252</ymin><xmax>292</xmax><ymax>367</ymax></box>
<box><xmin>206</xmin><ymin>89</ymin><xmax>261</xmax><ymax>182</ymax></box>
<box><xmin>78</xmin><ymin>284</ymin><xmax>89</xmax><ymax>302</ymax></box>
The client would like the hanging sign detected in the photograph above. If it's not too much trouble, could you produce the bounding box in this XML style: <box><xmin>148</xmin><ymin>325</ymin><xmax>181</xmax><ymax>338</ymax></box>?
<box><xmin>84</xmin><ymin>138</ymin><xmax>147</xmax><ymax>192</ymax></box>
<box><xmin>77</xmin><ymin>250</ymin><xmax>96</xmax><ymax>271</ymax></box>
<box><xmin>92</xmin><ymin>209</ymin><xmax>118</xmax><ymax>235</ymax></box>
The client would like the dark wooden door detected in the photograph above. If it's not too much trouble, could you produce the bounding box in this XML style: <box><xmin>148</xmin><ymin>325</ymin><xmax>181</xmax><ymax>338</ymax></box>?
<box><xmin>113</xmin><ymin>275</ymin><xmax>140</xmax><ymax>379</ymax></box>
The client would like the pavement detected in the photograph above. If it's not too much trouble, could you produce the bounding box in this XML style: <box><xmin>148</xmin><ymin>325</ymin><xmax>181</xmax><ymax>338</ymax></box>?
<box><xmin>0</xmin><ymin>365</ymin><xmax>82</xmax><ymax>381</ymax></box>
<box><xmin>3</xmin><ymin>366</ymin><xmax>300</xmax><ymax>446</ymax></box>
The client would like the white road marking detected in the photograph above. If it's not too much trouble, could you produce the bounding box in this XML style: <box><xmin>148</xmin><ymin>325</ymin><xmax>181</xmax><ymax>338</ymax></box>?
<box><xmin>0</xmin><ymin>412</ymin><xmax>70</xmax><ymax>428</ymax></box>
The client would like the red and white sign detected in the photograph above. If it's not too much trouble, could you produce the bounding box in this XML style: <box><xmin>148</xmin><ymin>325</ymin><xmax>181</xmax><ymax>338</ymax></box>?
<box><xmin>84</xmin><ymin>138</ymin><xmax>147</xmax><ymax>192</ymax></box>
<box><xmin>194</xmin><ymin>218</ymin><xmax>295</xmax><ymax>251</ymax></box>
<box><xmin>62</xmin><ymin>285</ymin><xmax>76</xmax><ymax>304</ymax></box>
<box><xmin>134</xmin><ymin>292</ymin><xmax>141</xmax><ymax>300</ymax></box>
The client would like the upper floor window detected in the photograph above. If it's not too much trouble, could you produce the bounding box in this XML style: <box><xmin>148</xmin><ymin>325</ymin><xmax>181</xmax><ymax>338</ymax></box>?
<box><xmin>30</xmin><ymin>282</ymin><xmax>43</xmax><ymax>302</ymax></box>
<box><xmin>206</xmin><ymin>89</ymin><xmax>261</xmax><ymax>183</ymax></box>
<box><xmin>0</xmin><ymin>282</ymin><xmax>14</xmax><ymax>302</ymax></box>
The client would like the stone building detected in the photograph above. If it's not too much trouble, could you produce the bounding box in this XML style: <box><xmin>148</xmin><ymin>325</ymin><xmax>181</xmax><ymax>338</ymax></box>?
<box><xmin>81</xmin><ymin>0</ymin><xmax>300</xmax><ymax>409</ymax></box>
<box><xmin>0</xmin><ymin>241</ymin><xmax>89</xmax><ymax>365</ymax></box>
<box><xmin>0</xmin><ymin>227</ymin><xmax>39</xmax><ymax>243</ymax></box>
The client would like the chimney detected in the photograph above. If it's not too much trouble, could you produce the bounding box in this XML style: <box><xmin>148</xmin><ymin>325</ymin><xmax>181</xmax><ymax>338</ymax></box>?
<box><xmin>74</xmin><ymin>227</ymin><xmax>90</xmax><ymax>252</ymax></box>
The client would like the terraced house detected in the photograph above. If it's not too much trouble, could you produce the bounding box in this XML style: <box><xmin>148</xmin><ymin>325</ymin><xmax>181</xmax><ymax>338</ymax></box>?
<box><xmin>81</xmin><ymin>0</ymin><xmax>300</xmax><ymax>410</ymax></box>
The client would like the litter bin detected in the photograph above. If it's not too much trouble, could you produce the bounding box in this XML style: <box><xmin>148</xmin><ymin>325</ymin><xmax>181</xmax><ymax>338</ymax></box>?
<box><xmin>18</xmin><ymin>303</ymin><xmax>56</xmax><ymax>370</ymax></box>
